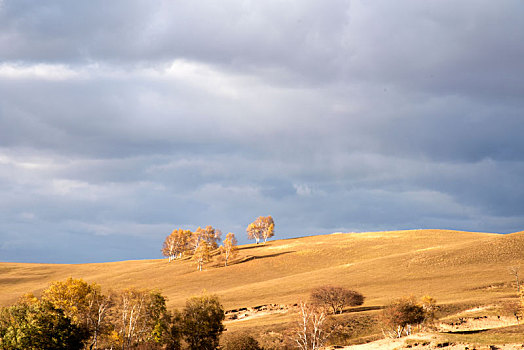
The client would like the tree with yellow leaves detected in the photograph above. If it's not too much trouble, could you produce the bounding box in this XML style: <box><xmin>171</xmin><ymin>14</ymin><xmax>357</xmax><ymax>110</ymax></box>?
<box><xmin>219</xmin><ymin>232</ymin><xmax>238</xmax><ymax>266</ymax></box>
<box><xmin>41</xmin><ymin>277</ymin><xmax>112</xmax><ymax>350</ymax></box>
<box><xmin>192</xmin><ymin>240</ymin><xmax>212</xmax><ymax>271</ymax></box>
<box><xmin>246</xmin><ymin>216</ymin><xmax>275</xmax><ymax>244</ymax></box>
<box><xmin>162</xmin><ymin>228</ymin><xmax>192</xmax><ymax>261</ymax></box>
<box><xmin>42</xmin><ymin>277</ymin><xmax>93</xmax><ymax>327</ymax></box>
<box><xmin>191</xmin><ymin>226</ymin><xmax>222</xmax><ymax>253</ymax></box>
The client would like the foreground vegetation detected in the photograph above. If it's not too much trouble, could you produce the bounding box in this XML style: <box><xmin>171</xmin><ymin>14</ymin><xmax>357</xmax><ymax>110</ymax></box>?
<box><xmin>0</xmin><ymin>277</ymin><xmax>446</xmax><ymax>350</ymax></box>
<box><xmin>0</xmin><ymin>278</ymin><xmax>225</xmax><ymax>349</ymax></box>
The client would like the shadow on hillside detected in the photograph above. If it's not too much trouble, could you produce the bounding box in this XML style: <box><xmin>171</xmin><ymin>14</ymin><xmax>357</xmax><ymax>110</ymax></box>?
<box><xmin>440</xmin><ymin>329</ymin><xmax>488</xmax><ymax>335</ymax></box>
<box><xmin>209</xmin><ymin>251</ymin><xmax>294</xmax><ymax>268</ymax></box>
<box><xmin>253</xmin><ymin>251</ymin><xmax>295</xmax><ymax>260</ymax></box>
<box><xmin>231</xmin><ymin>251</ymin><xmax>295</xmax><ymax>263</ymax></box>
<box><xmin>344</xmin><ymin>305</ymin><xmax>384</xmax><ymax>313</ymax></box>
<box><xmin>237</xmin><ymin>244</ymin><xmax>275</xmax><ymax>252</ymax></box>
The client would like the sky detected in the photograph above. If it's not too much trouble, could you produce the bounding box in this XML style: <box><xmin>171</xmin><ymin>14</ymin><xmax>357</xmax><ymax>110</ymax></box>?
<box><xmin>1</xmin><ymin>1</ymin><xmax>524</xmax><ymax>263</ymax></box>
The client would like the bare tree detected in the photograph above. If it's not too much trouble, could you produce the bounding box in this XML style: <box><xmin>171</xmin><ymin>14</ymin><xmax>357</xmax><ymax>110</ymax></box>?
<box><xmin>293</xmin><ymin>301</ymin><xmax>329</xmax><ymax>350</ymax></box>
<box><xmin>310</xmin><ymin>285</ymin><xmax>364</xmax><ymax>314</ymax></box>
<box><xmin>509</xmin><ymin>266</ymin><xmax>521</xmax><ymax>293</ymax></box>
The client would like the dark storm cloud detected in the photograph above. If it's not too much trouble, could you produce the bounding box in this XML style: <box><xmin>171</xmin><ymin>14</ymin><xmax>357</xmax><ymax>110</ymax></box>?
<box><xmin>4</xmin><ymin>0</ymin><xmax>523</xmax><ymax>97</ymax></box>
<box><xmin>0</xmin><ymin>1</ymin><xmax>523</xmax><ymax>262</ymax></box>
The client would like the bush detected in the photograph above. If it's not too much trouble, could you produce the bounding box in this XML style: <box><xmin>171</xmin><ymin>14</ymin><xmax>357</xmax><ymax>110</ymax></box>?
<box><xmin>0</xmin><ymin>301</ymin><xmax>89</xmax><ymax>350</ymax></box>
<box><xmin>222</xmin><ymin>332</ymin><xmax>262</xmax><ymax>350</ymax></box>
<box><xmin>258</xmin><ymin>331</ymin><xmax>295</xmax><ymax>350</ymax></box>
<box><xmin>380</xmin><ymin>296</ymin><xmax>426</xmax><ymax>338</ymax></box>
<box><xmin>310</xmin><ymin>285</ymin><xmax>364</xmax><ymax>314</ymax></box>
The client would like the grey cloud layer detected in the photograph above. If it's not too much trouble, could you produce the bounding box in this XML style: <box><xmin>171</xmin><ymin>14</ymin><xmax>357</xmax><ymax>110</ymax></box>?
<box><xmin>0</xmin><ymin>1</ymin><xmax>523</xmax><ymax>262</ymax></box>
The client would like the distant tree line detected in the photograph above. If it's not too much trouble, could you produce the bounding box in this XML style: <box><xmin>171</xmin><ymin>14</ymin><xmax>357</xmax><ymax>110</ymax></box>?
<box><xmin>0</xmin><ymin>277</ymin><xmax>225</xmax><ymax>350</ymax></box>
<box><xmin>162</xmin><ymin>216</ymin><xmax>275</xmax><ymax>271</ymax></box>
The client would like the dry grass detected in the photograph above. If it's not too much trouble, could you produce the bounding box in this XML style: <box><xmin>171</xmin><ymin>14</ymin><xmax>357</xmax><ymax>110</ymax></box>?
<box><xmin>1</xmin><ymin>229</ymin><xmax>523</xmax><ymax>342</ymax></box>
<box><xmin>438</xmin><ymin>324</ymin><xmax>524</xmax><ymax>346</ymax></box>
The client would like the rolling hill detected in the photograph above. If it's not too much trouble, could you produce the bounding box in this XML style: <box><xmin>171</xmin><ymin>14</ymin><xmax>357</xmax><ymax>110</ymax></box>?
<box><xmin>1</xmin><ymin>229</ymin><xmax>522</xmax><ymax>314</ymax></box>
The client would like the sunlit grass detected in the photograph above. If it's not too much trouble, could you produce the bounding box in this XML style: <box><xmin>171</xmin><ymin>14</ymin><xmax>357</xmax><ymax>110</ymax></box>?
<box><xmin>439</xmin><ymin>324</ymin><xmax>524</xmax><ymax>345</ymax></box>
<box><xmin>0</xmin><ymin>229</ymin><xmax>523</xmax><ymax>344</ymax></box>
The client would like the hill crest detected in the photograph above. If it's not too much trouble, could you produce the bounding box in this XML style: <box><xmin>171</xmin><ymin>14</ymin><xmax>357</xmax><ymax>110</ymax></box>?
<box><xmin>0</xmin><ymin>229</ymin><xmax>522</xmax><ymax>311</ymax></box>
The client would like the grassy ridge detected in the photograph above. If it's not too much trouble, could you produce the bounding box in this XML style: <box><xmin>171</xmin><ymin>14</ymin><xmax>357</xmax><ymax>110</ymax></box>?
<box><xmin>0</xmin><ymin>229</ymin><xmax>522</xmax><ymax>313</ymax></box>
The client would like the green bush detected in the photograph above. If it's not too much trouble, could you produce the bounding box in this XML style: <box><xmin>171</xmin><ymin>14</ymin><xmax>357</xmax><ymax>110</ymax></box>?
<box><xmin>182</xmin><ymin>293</ymin><xmax>225</xmax><ymax>350</ymax></box>
<box><xmin>0</xmin><ymin>301</ymin><xmax>89</xmax><ymax>350</ymax></box>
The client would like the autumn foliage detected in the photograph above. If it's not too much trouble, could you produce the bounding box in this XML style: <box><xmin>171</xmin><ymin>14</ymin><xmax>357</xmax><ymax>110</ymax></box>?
<box><xmin>219</xmin><ymin>232</ymin><xmax>238</xmax><ymax>266</ymax></box>
<box><xmin>246</xmin><ymin>215</ymin><xmax>275</xmax><ymax>244</ymax></box>
<box><xmin>162</xmin><ymin>229</ymin><xmax>192</xmax><ymax>262</ymax></box>
<box><xmin>162</xmin><ymin>216</ymin><xmax>274</xmax><ymax>270</ymax></box>
<box><xmin>0</xmin><ymin>278</ymin><xmax>226</xmax><ymax>350</ymax></box>
<box><xmin>379</xmin><ymin>296</ymin><xmax>428</xmax><ymax>338</ymax></box>
<box><xmin>192</xmin><ymin>240</ymin><xmax>212</xmax><ymax>271</ymax></box>
<box><xmin>162</xmin><ymin>226</ymin><xmax>222</xmax><ymax>270</ymax></box>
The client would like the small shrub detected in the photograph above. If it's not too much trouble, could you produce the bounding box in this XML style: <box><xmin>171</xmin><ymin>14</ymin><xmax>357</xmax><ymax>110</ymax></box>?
<box><xmin>380</xmin><ymin>296</ymin><xmax>426</xmax><ymax>338</ymax></box>
<box><xmin>326</xmin><ymin>314</ymin><xmax>379</xmax><ymax>346</ymax></box>
<box><xmin>258</xmin><ymin>331</ymin><xmax>294</xmax><ymax>350</ymax></box>
<box><xmin>222</xmin><ymin>332</ymin><xmax>262</xmax><ymax>350</ymax></box>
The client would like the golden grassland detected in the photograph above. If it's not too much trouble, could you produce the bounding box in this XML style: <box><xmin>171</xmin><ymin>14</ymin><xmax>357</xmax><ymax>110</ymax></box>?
<box><xmin>1</xmin><ymin>229</ymin><xmax>523</xmax><ymax>340</ymax></box>
<box><xmin>440</xmin><ymin>325</ymin><xmax>524</xmax><ymax>346</ymax></box>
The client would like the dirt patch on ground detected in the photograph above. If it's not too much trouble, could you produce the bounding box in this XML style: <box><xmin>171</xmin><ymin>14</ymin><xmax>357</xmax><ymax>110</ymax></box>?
<box><xmin>335</xmin><ymin>333</ymin><xmax>524</xmax><ymax>350</ymax></box>
<box><xmin>224</xmin><ymin>303</ymin><xmax>292</xmax><ymax>322</ymax></box>
<box><xmin>335</xmin><ymin>311</ymin><xmax>523</xmax><ymax>350</ymax></box>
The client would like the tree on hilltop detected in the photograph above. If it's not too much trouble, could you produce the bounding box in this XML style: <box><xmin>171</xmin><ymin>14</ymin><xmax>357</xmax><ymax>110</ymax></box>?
<box><xmin>191</xmin><ymin>226</ymin><xmax>221</xmax><ymax>253</ymax></box>
<box><xmin>192</xmin><ymin>240</ymin><xmax>212</xmax><ymax>271</ymax></box>
<box><xmin>246</xmin><ymin>216</ymin><xmax>275</xmax><ymax>244</ymax></box>
<box><xmin>219</xmin><ymin>232</ymin><xmax>238</xmax><ymax>266</ymax></box>
<box><xmin>162</xmin><ymin>229</ymin><xmax>192</xmax><ymax>262</ymax></box>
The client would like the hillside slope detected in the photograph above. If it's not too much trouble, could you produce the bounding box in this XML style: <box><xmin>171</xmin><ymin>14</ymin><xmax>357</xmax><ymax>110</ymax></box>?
<box><xmin>0</xmin><ymin>229</ymin><xmax>522</xmax><ymax>311</ymax></box>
